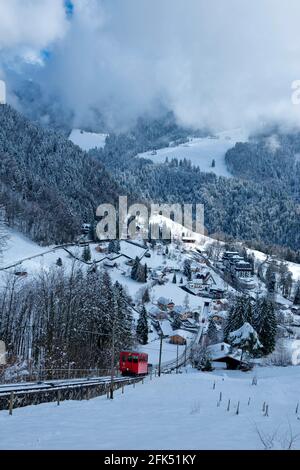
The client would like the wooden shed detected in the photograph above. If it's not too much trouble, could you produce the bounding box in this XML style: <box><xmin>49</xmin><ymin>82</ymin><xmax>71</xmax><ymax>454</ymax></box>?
<box><xmin>169</xmin><ymin>334</ymin><xmax>187</xmax><ymax>345</ymax></box>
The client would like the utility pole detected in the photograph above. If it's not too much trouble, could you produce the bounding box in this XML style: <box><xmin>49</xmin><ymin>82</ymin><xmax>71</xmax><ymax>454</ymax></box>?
<box><xmin>109</xmin><ymin>306</ymin><xmax>117</xmax><ymax>399</ymax></box>
<box><xmin>109</xmin><ymin>326</ymin><xmax>115</xmax><ymax>399</ymax></box>
<box><xmin>176</xmin><ymin>343</ymin><xmax>179</xmax><ymax>373</ymax></box>
<box><xmin>158</xmin><ymin>332</ymin><xmax>163</xmax><ymax>377</ymax></box>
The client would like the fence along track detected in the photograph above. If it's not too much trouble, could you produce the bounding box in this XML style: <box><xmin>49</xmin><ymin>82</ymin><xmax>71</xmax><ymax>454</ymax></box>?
<box><xmin>0</xmin><ymin>375</ymin><xmax>143</xmax><ymax>411</ymax></box>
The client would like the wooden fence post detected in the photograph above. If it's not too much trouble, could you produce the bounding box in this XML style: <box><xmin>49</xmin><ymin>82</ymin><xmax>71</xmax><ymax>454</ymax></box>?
<box><xmin>264</xmin><ymin>404</ymin><xmax>269</xmax><ymax>417</ymax></box>
<box><xmin>9</xmin><ymin>392</ymin><xmax>14</xmax><ymax>416</ymax></box>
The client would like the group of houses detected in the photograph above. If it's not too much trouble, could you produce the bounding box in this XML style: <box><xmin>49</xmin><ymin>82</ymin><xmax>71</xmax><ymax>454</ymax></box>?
<box><xmin>147</xmin><ymin>296</ymin><xmax>200</xmax><ymax>345</ymax></box>
<box><xmin>149</xmin><ymin>297</ymin><xmax>200</xmax><ymax>323</ymax></box>
<box><xmin>222</xmin><ymin>251</ymin><xmax>253</xmax><ymax>280</ymax></box>
<box><xmin>185</xmin><ymin>268</ymin><xmax>226</xmax><ymax>299</ymax></box>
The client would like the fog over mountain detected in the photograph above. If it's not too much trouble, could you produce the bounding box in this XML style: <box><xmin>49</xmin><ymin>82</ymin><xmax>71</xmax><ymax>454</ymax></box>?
<box><xmin>1</xmin><ymin>0</ymin><xmax>300</xmax><ymax>132</ymax></box>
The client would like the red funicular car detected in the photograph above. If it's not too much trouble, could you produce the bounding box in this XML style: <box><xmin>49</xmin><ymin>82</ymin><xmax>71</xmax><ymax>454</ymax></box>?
<box><xmin>119</xmin><ymin>351</ymin><xmax>149</xmax><ymax>376</ymax></box>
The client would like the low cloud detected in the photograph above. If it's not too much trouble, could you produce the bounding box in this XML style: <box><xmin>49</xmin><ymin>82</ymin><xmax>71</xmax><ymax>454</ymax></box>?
<box><xmin>2</xmin><ymin>0</ymin><xmax>300</xmax><ymax>132</ymax></box>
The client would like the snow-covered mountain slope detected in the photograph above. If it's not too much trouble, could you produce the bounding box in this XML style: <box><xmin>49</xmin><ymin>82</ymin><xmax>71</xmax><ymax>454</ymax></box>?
<box><xmin>1</xmin><ymin>229</ymin><xmax>46</xmax><ymax>267</ymax></box>
<box><xmin>69</xmin><ymin>129</ymin><xmax>109</xmax><ymax>151</ymax></box>
<box><xmin>1</xmin><ymin>366</ymin><xmax>300</xmax><ymax>450</ymax></box>
<box><xmin>137</xmin><ymin>128</ymin><xmax>248</xmax><ymax>177</ymax></box>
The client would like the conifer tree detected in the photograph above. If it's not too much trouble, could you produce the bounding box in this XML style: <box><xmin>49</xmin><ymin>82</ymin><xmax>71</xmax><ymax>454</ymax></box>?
<box><xmin>136</xmin><ymin>262</ymin><xmax>147</xmax><ymax>283</ymax></box>
<box><xmin>142</xmin><ymin>288</ymin><xmax>150</xmax><ymax>304</ymax></box>
<box><xmin>172</xmin><ymin>316</ymin><xmax>181</xmax><ymax>330</ymax></box>
<box><xmin>254</xmin><ymin>298</ymin><xmax>277</xmax><ymax>355</ymax></box>
<box><xmin>108</xmin><ymin>240</ymin><xmax>115</xmax><ymax>253</ymax></box>
<box><xmin>294</xmin><ymin>282</ymin><xmax>300</xmax><ymax>305</ymax></box>
<box><xmin>172</xmin><ymin>273</ymin><xmax>177</xmax><ymax>284</ymax></box>
<box><xmin>265</xmin><ymin>263</ymin><xmax>277</xmax><ymax>293</ymax></box>
<box><xmin>224</xmin><ymin>295</ymin><xmax>253</xmax><ymax>341</ymax></box>
<box><xmin>228</xmin><ymin>322</ymin><xmax>262</xmax><ymax>359</ymax></box>
<box><xmin>114</xmin><ymin>281</ymin><xmax>133</xmax><ymax>349</ymax></box>
<box><xmin>183</xmin><ymin>259</ymin><xmax>192</xmax><ymax>281</ymax></box>
<box><xmin>82</xmin><ymin>245</ymin><xmax>91</xmax><ymax>262</ymax></box>
<box><xmin>207</xmin><ymin>318</ymin><xmax>218</xmax><ymax>344</ymax></box>
<box><xmin>131</xmin><ymin>256</ymin><xmax>140</xmax><ymax>281</ymax></box>
<box><xmin>136</xmin><ymin>306</ymin><xmax>148</xmax><ymax>345</ymax></box>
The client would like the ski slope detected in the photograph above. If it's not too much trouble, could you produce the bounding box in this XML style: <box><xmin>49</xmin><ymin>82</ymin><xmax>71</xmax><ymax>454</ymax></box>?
<box><xmin>138</xmin><ymin>128</ymin><xmax>248</xmax><ymax>177</ymax></box>
<box><xmin>1</xmin><ymin>367</ymin><xmax>300</xmax><ymax>450</ymax></box>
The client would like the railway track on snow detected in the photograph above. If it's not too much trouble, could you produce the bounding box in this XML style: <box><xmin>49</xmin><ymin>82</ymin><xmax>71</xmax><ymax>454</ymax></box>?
<box><xmin>0</xmin><ymin>375</ymin><xmax>144</xmax><ymax>411</ymax></box>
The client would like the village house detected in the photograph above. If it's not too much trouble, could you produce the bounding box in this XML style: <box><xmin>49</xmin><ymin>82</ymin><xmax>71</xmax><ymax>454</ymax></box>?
<box><xmin>182</xmin><ymin>236</ymin><xmax>196</xmax><ymax>244</ymax></box>
<box><xmin>212</xmin><ymin>299</ymin><xmax>229</xmax><ymax>312</ymax></box>
<box><xmin>208</xmin><ymin>310</ymin><xmax>228</xmax><ymax>325</ymax></box>
<box><xmin>169</xmin><ymin>331</ymin><xmax>188</xmax><ymax>345</ymax></box>
<box><xmin>157</xmin><ymin>297</ymin><xmax>175</xmax><ymax>311</ymax></box>
<box><xmin>170</xmin><ymin>305</ymin><xmax>186</xmax><ymax>318</ymax></box>
<box><xmin>195</xmin><ymin>271</ymin><xmax>216</xmax><ymax>285</ymax></box>
<box><xmin>148</xmin><ymin>305</ymin><xmax>168</xmax><ymax>320</ymax></box>
<box><xmin>95</xmin><ymin>244</ymin><xmax>108</xmax><ymax>254</ymax></box>
<box><xmin>222</xmin><ymin>251</ymin><xmax>252</xmax><ymax>279</ymax></box>
<box><xmin>207</xmin><ymin>342</ymin><xmax>244</xmax><ymax>370</ymax></box>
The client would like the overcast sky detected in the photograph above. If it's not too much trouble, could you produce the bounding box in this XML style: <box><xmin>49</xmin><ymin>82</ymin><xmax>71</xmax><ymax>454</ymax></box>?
<box><xmin>1</xmin><ymin>0</ymin><xmax>300</xmax><ymax>132</ymax></box>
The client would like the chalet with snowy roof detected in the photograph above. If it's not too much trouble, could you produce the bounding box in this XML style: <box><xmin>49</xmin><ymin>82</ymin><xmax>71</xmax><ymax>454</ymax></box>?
<box><xmin>195</xmin><ymin>271</ymin><xmax>216</xmax><ymax>285</ymax></box>
<box><xmin>159</xmin><ymin>321</ymin><xmax>174</xmax><ymax>337</ymax></box>
<box><xmin>104</xmin><ymin>259</ymin><xmax>117</xmax><ymax>268</ymax></box>
<box><xmin>209</xmin><ymin>310</ymin><xmax>228</xmax><ymax>325</ymax></box>
<box><xmin>231</xmin><ymin>259</ymin><xmax>252</xmax><ymax>278</ymax></box>
<box><xmin>169</xmin><ymin>330</ymin><xmax>190</xmax><ymax>345</ymax></box>
<box><xmin>81</xmin><ymin>223</ymin><xmax>91</xmax><ymax>234</ymax></box>
<box><xmin>212</xmin><ymin>299</ymin><xmax>229</xmax><ymax>311</ymax></box>
<box><xmin>207</xmin><ymin>342</ymin><xmax>244</xmax><ymax>370</ymax></box>
<box><xmin>171</xmin><ymin>305</ymin><xmax>186</xmax><ymax>316</ymax></box>
<box><xmin>182</xmin><ymin>236</ymin><xmax>196</xmax><ymax>244</ymax></box>
<box><xmin>148</xmin><ymin>305</ymin><xmax>168</xmax><ymax>320</ymax></box>
<box><xmin>222</xmin><ymin>251</ymin><xmax>240</xmax><ymax>262</ymax></box>
<box><xmin>157</xmin><ymin>297</ymin><xmax>175</xmax><ymax>311</ymax></box>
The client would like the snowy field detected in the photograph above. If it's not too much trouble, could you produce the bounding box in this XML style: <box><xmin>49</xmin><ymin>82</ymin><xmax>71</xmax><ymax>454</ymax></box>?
<box><xmin>1</xmin><ymin>367</ymin><xmax>300</xmax><ymax>450</ymax></box>
<box><xmin>0</xmin><ymin>229</ymin><xmax>46</xmax><ymax>268</ymax></box>
<box><xmin>137</xmin><ymin>129</ymin><xmax>248</xmax><ymax>177</ymax></box>
<box><xmin>69</xmin><ymin>129</ymin><xmax>108</xmax><ymax>151</ymax></box>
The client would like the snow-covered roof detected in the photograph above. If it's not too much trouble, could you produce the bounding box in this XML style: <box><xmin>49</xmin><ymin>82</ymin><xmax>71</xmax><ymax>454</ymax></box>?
<box><xmin>157</xmin><ymin>296</ymin><xmax>172</xmax><ymax>305</ymax></box>
<box><xmin>209</xmin><ymin>310</ymin><xmax>228</xmax><ymax>320</ymax></box>
<box><xmin>172</xmin><ymin>305</ymin><xmax>185</xmax><ymax>314</ymax></box>
<box><xmin>119</xmin><ymin>241</ymin><xmax>147</xmax><ymax>260</ymax></box>
<box><xmin>148</xmin><ymin>305</ymin><xmax>161</xmax><ymax>315</ymax></box>
<box><xmin>207</xmin><ymin>342</ymin><xmax>242</xmax><ymax>361</ymax></box>
<box><xmin>160</xmin><ymin>321</ymin><xmax>174</xmax><ymax>337</ymax></box>
<box><xmin>170</xmin><ymin>329</ymin><xmax>193</xmax><ymax>340</ymax></box>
